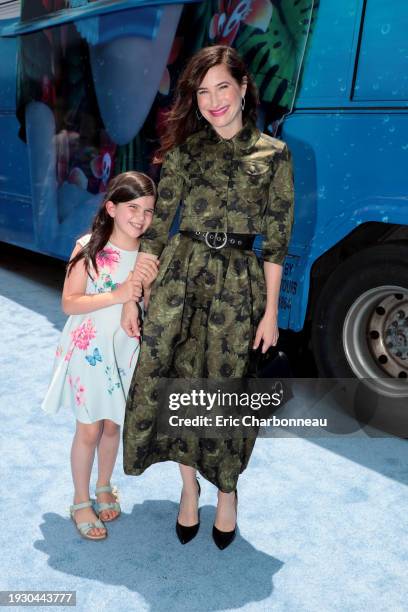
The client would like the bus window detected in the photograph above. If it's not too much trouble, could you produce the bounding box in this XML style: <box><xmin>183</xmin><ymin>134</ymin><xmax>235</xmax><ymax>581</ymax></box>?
<box><xmin>294</xmin><ymin>0</ymin><xmax>359</xmax><ymax>105</ymax></box>
<box><xmin>353</xmin><ymin>0</ymin><xmax>408</xmax><ymax>102</ymax></box>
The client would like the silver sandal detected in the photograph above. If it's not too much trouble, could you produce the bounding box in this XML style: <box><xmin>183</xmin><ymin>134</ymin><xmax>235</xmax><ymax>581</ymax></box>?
<box><xmin>70</xmin><ymin>500</ymin><xmax>107</xmax><ymax>540</ymax></box>
<box><xmin>94</xmin><ymin>485</ymin><xmax>121</xmax><ymax>522</ymax></box>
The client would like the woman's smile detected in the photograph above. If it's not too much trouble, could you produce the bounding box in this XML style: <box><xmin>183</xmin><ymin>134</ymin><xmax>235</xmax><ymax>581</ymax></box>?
<box><xmin>209</xmin><ymin>106</ymin><xmax>229</xmax><ymax>117</ymax></box>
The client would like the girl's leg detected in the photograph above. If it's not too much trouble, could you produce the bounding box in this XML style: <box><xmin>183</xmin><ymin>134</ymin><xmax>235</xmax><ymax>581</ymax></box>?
<box><xmin>96</xmin><ymin>419</ymin><xmax>121</xmax><ymax>521</ymax></box>
<box><xmin>177</xmin><ymin>464</ymin><xmax>200</xmax><ymax>526</ymax></box>
<box><xmin>71</xmin><ymin>420</ymin><xmax>105</xmax><ymax>536</ymax></box>
<box><xmin>215</xmin><ymin>490</ymin><xmax>237</xmax><ymax>531</ymax></box>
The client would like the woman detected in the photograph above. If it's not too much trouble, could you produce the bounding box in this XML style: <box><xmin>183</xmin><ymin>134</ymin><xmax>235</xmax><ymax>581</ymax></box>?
<box><xmin>122</xmin><ymin>45</ymin><xmax>294</xmax><ymax>549</ymax></box>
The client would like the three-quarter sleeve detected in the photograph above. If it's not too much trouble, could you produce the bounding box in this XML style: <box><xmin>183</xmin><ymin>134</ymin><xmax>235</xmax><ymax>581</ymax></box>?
<box><xmin>262</xmin><ymin>143</ymin><xmax>294</xmax><ymax>265</ymax></box>
<box><xmin>139</xmin><ymin>147</ymin><xmax>184</xmax><ymax>258</ymax></box>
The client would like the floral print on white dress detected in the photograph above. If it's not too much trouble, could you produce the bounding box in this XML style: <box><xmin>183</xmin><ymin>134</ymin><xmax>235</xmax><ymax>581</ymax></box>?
<box><xmin>41</xmin><ymin>235</ymin><xmax>141</xmax><ymax>425</ymax></box>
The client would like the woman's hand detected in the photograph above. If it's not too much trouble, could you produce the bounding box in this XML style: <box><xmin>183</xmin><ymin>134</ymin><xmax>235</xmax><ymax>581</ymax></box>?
<box><xmin>253</xmin><ymin>311</ymin><xmax>279</xmax><ymax>354</ymax></box>
<box><xmin>255</xmin><ymin>261</ymin><xmax>282</xmax><ymax>353</ymax></box>
<box><xmin>121</xmin><ymin>300</ymin><xmax>141</xmax><ymax>338</ymax></box>
<box><xmin>135</xmin><ymin>251</ymin><xmax>159</xmax><ymax>267</ymax></box>
<box><xmin>113</xmin><ymin>273</ymin><xmax>142</xmax><ymax>305</ymax></box>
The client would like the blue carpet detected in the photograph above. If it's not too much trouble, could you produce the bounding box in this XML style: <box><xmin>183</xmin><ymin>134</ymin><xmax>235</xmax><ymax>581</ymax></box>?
<box><xmin>0</xmin><ymin>253</ymin><xmax>407</xmax><ymax>612</ymax></box>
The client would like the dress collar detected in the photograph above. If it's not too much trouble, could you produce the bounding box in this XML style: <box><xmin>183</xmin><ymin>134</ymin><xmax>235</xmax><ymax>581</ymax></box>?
<box><xmin>203</xmin><ymin>120</ymin><xmax>260</xmax><ymax>152</ymax></box>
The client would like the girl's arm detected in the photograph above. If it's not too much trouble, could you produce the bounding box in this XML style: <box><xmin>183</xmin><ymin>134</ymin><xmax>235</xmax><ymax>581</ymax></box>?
<box><xmin>120</xmin><ymin>255</ymin><xmax>159</xmax><ymax>336</ymax></box>
<box><xmin>62</xmin><ymin>243</ymin><xmax>142</xmax><ymax>315</ymax></box>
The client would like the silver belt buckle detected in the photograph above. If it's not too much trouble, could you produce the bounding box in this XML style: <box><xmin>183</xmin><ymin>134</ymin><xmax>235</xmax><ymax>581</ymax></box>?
<box><xmin>204</xmin><ymin>231</ymin><xmax>228</xmax><ymax>250</ymax></box>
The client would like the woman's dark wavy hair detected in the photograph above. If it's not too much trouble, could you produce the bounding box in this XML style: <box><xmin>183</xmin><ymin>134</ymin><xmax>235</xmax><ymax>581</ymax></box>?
<box><xmin>67</xmin><ymin>171</ymin><xmax>156</xmax><ymax>276</ymax></box>
<box><xmin>156</xmin><ymin>45</ymin><xmax>259</xmax><ymax>162</ymax></box>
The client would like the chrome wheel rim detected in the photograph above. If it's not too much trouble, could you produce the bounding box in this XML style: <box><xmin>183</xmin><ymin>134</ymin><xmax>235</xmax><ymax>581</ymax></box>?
<box><xmin>343</xmin><ymin>285</ymin><xmax>408</xmax><ymax>398</ymax></box>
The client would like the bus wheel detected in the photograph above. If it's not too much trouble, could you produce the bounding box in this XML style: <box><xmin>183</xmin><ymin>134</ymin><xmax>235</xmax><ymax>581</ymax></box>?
<box><xmin>312</xmin><ymin>243</ymin><xmax>408</xmax><ymax>437</ymax></box>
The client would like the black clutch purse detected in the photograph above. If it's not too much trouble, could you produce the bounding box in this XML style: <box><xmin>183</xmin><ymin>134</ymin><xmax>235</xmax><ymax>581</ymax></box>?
<box><xmin>244</xmin><ymin>346</ymin><xmax>294</xmax><ymax>416</ymax></box>
<box><xmin>246</xmin><ymin>346</ymin><xmax>293</xmax><ymax>378</ymax></box>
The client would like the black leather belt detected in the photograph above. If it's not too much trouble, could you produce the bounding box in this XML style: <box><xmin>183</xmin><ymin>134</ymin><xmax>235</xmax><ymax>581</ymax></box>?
<box><xmin>180</xmin><ymin>230</ymin><xmax>256</xmax><ymax>250</ymax></box>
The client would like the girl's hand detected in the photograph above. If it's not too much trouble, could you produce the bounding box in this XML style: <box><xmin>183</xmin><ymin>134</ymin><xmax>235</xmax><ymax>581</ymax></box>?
<box><xmin>253</xmin><ymin>311</ymin><xmax>279</xmax><ymax>354</ymax></box>
<box><xmin>133</xmin><ymin>256</ymin><xmax>160</xmax><ymax>289</ymax></box>
<box><xmin>113</xmin><ymin>273</ymin><xmax>142</xmax><ymax>304</ymax></box>
<box><xmin>121</xmin><ymin>300</ymin><xmax>141</xmax><ymax>338</ymax></box>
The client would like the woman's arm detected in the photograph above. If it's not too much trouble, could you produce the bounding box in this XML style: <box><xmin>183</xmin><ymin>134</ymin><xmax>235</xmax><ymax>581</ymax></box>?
<box><xmin>253</xmin><ymin>262</ymin><xmax>282</xmax><ymax>352</ymax></box>
<box><xmin>262</xmin><ymin>143</ymin><xmax>294</xmax><ymax>266</ymax></box>
<box><xmin>254</xmin><ymin>143</ymin><xmax>294</xmax><ymax>353</ymax></box>
<box><xmin>140</xmin><ymin>258</ymin><xmax>160</xmax><ymax>309</ymax></box>
<box><xmin>121</xmin><ymin>147</ymin><xmax>184</xmax><ymax>336</ymax></box>
<box><xmin>62</xmin><ymin>244</ymin><xmax>142</xmax><ymax>315</ymax></box>
<box><xmin>139</xmin><ymin>147</ymin><xmax>185</xmax><ymax>258</ymax></box>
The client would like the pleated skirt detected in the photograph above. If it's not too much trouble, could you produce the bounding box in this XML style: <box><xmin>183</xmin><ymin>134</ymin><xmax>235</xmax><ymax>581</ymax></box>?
<box><xmin>123</xmin><ymin>233</ymin><xmax>266</xmax><ymax>492</ymax></box>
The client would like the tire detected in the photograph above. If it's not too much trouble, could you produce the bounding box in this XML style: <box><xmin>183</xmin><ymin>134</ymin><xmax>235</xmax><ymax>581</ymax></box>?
<box><xmin>312</xmin><ymin>243</ymin><xmax>408</xmax><ymax>437</ymax></box>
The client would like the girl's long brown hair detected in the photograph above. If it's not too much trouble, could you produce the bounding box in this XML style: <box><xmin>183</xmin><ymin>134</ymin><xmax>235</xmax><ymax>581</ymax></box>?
<box><xmin>156</xmin><ymin>45</ymin><xmax>259</xmax><ymax>162</ymax></box>
<box><xmin>67</xmin><ymin>171</ymin><xmax>156</xmax><ymax>276</ymax></box>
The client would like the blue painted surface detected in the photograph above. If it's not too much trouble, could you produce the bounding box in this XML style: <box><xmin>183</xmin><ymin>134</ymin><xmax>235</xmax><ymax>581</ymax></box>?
<box><xmin>0</xmin><ymin>24</ymin><xmax>33</xmax><ymax>246</ymax></box>
<box><xmin>0</xmin><ymin>2</ymin><xmax>190</xmax><ymax>255</ymax></box>
<box><xmin>1</xmin><ymin>0</ymin><xmax>408</xmax><ymax>335</ymax></box>
<box><xmin>0</xmin><ymin>24</ymin><xmax>16</xmax><ymax>111</ymax></box>
<box><xmin>293</xmin><ymin>0</ymin><xmax>361</xmax><ymax>108</ymax></box>
<box><xmin>278</xmin><ymin>0</ymin><xmax>408</xmax><ymax>330</ymax></box>
<box><xmin>96</xmin><ymin>6</ymin><xmax>161</xmax><ymax>42</ymax></box>
<box><xmin>354</xmin><ymin>0</ymin><xmax>408</xmax><ymax>102</ymax></box>
<box><xmin>0</xmin><ymin>0</ymin><xmax>199</xmax><ymax>36</ymax></box>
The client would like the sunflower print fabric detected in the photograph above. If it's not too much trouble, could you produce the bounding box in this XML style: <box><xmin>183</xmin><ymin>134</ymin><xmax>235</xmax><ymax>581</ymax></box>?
<box><xmin>123</xmin><ymin>121</ymin><xmax>294</xmax><ymax>492</ymax></box>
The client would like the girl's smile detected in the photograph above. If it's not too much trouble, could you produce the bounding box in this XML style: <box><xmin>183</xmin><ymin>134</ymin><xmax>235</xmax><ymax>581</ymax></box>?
<box><xmin>106</xmin><ymin>196</ymin><xmax>155</xmax><ymax>249</ymax></box>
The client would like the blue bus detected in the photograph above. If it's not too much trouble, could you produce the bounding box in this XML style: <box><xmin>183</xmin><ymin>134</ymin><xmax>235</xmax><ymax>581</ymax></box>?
<box><xmin>281</xmin><ymin>0</ymin><xmax>408</xmax><ymax>429</ymax></box>
<box><xmin>1</xmin><ymin>0</ymin><xmax>407</xmax><ymax>428</ymax></box>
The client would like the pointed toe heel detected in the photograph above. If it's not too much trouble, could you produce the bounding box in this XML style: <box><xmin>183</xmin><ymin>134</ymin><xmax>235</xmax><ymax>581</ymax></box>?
<box><xmin>176</xmin><ymin>518</ymin><xmax>200</xmax><ymax>545</ymax></box>
<box><xmin>212</xmin><ymin>524</ymin><xmax>236</xmax><ymax>550</ymax></box>
<box><xmin>176</xmin><ymin>478</ymin><xmax>201</xmax><ymax>545</ymax></box>
<box><xmin>212</xmin><ymin>489</ymin><xmax>238</xmax><ymax>550</ymax></box>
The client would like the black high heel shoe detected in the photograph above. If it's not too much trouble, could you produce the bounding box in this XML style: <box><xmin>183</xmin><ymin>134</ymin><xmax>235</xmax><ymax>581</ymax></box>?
<box><xmin>176</xmin><ymin>478</ymin><xmax>201</xmax><ymax>545</ymax></box>
<box><xmin>212</xmin><ymin>489</ymin><xmax>238</xmax><ymax>550</ymax></box>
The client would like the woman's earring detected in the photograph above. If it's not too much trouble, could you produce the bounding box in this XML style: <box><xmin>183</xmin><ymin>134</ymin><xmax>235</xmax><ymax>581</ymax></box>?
<box><xmin>241</xmin><ymin>97</ymin><xmax>246</xmax><ymax>111</ymax></box>
<box><xmin>196</xmin><ymin>108</ymin><xmax>202</xmax><ymax>120</ymax></box>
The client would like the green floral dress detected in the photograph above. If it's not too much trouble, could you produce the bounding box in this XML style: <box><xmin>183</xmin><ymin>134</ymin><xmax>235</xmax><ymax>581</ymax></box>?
<box><xmin>123</xmin><ymin>121</ymin><xmax>294</xmax><ymax>492</ymax></box>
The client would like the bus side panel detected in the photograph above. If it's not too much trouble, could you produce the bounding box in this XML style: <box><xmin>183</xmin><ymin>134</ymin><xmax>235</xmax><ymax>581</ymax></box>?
<box><xmin>0</xmin><ymin>115</ymin><xmax>33</xmax><ymax>246</ymax></box>
<box><xmin>281</xmin><ymin>111</ymin><xmax>408</xmax><ymax>331</ymax></box>
<box><xmin>0</xmin><ymin>27</ymin><xmax>33</xmax><ymax>247</ymax></box>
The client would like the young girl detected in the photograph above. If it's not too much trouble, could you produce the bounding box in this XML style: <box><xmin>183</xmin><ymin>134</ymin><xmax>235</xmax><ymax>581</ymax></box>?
<box><xmin>42</xmin><ymin>171</ymin><xmax>158</xmax><ymax>540</ymax></box>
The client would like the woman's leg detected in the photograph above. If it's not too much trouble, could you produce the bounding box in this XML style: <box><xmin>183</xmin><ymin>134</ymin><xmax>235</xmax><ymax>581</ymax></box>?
<box><xmin>71</xmin><ymin>420</ymin><xmax>106</xmax><ymax>536</ymax></box>
<box><xmin>215</xmin><ymin>490</ymin><xmax>237</xmax><ymax>531</ymax></box>
<box><xmin>96</xmin><ymin>419</ymin><xmax>121</xmax><ymax>521</ymax></box>
<box><xmin>177</xmin><ymin>464</ymin><xmax>200</xmax><ymax>526</ymax></box>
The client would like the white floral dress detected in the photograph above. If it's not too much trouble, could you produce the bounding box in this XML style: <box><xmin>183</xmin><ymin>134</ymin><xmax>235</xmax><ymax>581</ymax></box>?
<box><xmin>42</xmin><ymin>234</ymin><xmax>141</xmax><ymax>425</ymax></box>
